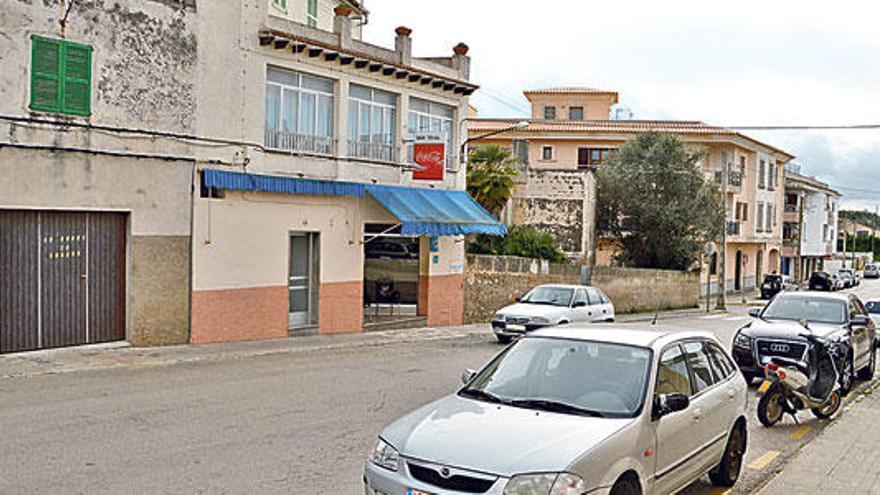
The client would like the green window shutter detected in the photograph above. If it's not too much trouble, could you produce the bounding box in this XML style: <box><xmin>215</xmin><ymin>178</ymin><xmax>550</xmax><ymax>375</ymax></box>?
<box><xmin>30</xmin><ymin>36</ymin><xmax>62</xmax><ymax>112</ymax></box>
<box><xmin>307</xmin><ymin>0</ymin><xmax>318</xmax><ymax>26</ymax></box>
<box><xmin>61</xmin><ymin>41</ymin><xmax>92</xmax><ymax>116</ymax></box>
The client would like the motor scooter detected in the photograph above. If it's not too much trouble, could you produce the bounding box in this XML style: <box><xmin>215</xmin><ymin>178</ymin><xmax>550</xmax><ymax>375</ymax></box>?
<box><xmin>756</xmin><ymin>331</ymin><xmax>842</xmax><ymax>427</ymax></box>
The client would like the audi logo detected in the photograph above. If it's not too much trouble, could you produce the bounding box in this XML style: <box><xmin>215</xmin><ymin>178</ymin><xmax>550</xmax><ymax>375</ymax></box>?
<box><xmin>439</xmin><ymin>467</ymin><xmax>452</xmax><ymax>478</ymax></box>
<box><xmin>769</xmin><ymin>343</ymin><xmax>790</xmax><ymax>353</ymax></box>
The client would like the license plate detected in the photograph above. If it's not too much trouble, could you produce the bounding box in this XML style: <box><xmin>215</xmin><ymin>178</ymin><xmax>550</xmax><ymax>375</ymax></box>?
<box><xmin>507</xmin><ymin>324</ymin><xmax>526</xmax><ymax>331</ymax></box>
<box><xmin>407</xmin><ymin>489</ymin><xmax>434</xmax><ymax>495</ymax></box>
<box><xmin>757</xmin><ymin>380</ymin><xmax>772</xmax><ymax>394</ymax></box>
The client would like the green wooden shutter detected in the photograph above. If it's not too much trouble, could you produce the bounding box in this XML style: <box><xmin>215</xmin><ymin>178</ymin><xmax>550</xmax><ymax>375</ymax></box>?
<box><xmin>307</xmin><ymin>0</ymin><xmax>317</xmax><ymax>26</ymax></box>
<box><xmin>30</xmin><ymin>36</ymin><xmax>63</xmax><ymax>112</ymax></box>
<box><xmin>61</xmin><ymin>41</ymin><xmax>92</xmax><ymax>116</ymax></box>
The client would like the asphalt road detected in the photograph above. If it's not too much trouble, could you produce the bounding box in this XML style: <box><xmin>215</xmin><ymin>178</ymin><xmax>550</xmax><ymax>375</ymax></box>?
<box><xmin>1</xmin><ymin>281</ymin><xmax>878</xmax><ymax>494</ymax></box>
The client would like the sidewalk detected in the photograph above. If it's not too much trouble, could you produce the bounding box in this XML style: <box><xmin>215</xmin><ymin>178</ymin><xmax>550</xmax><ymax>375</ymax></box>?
<box><xmin>758</xmin><ymin>379</ymin><xmax>880</xmax><ymax>494</ymax></box>
<box><xmin>0</xmin><ymin>307</ymin><xmax>712</xmax><ymax>379</ymax></box>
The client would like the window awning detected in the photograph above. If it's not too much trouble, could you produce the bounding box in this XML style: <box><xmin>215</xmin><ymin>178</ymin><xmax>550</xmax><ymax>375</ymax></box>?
<box><xmin>201</xmin><ymin>169</ymin><xmax>506</xmax><ymax>236</ymax></box>
<box><xmin>365</xmin><ymin>185</ymin><xmax>506</xmax><ymax>236</ymax></box>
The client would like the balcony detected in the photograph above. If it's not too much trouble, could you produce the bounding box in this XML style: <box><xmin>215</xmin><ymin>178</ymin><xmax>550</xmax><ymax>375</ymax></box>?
<box><xmin>714</xmin><ymin>170</ymin><xmax>743</xmax><ymax>192</ymax></box>
<box><xmin>727</xmin><ymin>220</ymin><xmax>741</xmax><ymax>236</ymax></box>
<box><xmin>347</xmin><ymin>141</ymin><xmax>397</xmax><ymax>163</ymax></box>
<box><xmin>264</xmin><ymin>128</ymin><xmax>336</xmax><ymax>156</ymax></box>
<box><xmin>783</xmin><ymin>209</ymin><xmax>799</xmax><ymax>223</ymax></box>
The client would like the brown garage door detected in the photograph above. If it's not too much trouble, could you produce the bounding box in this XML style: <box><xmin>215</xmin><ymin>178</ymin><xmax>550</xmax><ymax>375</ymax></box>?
<box><xmin>0</xmin><ymin>210</ymin><xmax>126</xmax><ymax>354</ymax></box>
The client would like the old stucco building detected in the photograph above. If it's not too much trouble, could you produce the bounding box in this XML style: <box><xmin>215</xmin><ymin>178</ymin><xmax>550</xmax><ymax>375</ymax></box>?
<box><xmin>782</xmin><ymin>169</ymin><xmax>840</xmax><ymax>282</ymax></box>
<box><xmin>0</xmin><ymin>0</ymin><xmax>498</xmax><ymax>353</ymax></box>
<box><xmin>468</xmin><ymin>87</ymin><xmax>794</xmax><ymax>294</ymax></box>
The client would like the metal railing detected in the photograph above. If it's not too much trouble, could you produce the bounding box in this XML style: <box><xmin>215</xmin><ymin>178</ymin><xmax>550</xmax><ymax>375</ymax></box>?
<box><xmin>264</xmin><ymin>129</ymin><xmax>336</xmax><ymax>156</ymax></box>
<box><xmin>714</xmin><ymin>170</ymin><xmax>743</xmax><ymax>187</ymax></box>
<box><xmin>727</xmin><ymin>220</ymin><xmax>741</xmax><ymax>236</ymax></box>
<box><xmin>784</xmin><ymin>204</ymin><xmax>798</xmax><ymax>213</ymax></box>
<box><xmin>347</xmin><ymin>141</ymin><xmax>397</xmax><ymax>163</ymax></box>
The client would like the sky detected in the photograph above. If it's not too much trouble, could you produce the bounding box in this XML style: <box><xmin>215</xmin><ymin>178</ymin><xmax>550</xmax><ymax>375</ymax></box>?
<box><xmin>362</xmin><ymin>0</ymin><xmax>880</xmax><ymax>212</ymax></box>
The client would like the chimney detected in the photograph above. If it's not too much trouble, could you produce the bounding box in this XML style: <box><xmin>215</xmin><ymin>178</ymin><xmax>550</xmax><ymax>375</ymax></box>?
<box><xmin>395</xmin><ymin>26</ymin><xmax>412</xmax><ymax>65</ymax></box>
<box><xmin>334</xmin><ymin>5</ymin><xmax>353</xmax><ymax>49</ymax></box>
<box><xmin>452</xmin><ymin>42</ymin><xmax>470</xmax><ymax>79</ymax></box>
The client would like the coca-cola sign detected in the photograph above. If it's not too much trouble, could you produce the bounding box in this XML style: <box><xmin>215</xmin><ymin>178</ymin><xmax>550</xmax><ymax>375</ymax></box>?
<box><xmin>412</xmin><ymin>133</ymin><xmax>445</xmax><ymax>181</ymax></box>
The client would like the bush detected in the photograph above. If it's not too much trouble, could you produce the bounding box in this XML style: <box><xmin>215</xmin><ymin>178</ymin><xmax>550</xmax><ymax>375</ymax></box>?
<box><xmin>467</xmin><ymin>226</ymin><xmax>568</xmax><ymax>263</ymax></box>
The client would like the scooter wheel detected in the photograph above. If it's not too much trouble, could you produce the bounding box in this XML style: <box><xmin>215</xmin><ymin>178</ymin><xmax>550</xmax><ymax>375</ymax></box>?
<box><xmin>811</xmin><ymin>390</ymin><xmax>842</xmax><ymax>419</ymax></box>
<box><xmin>757</xmin><ymin>383</ymin><xmax>785</xmax><ymax>427</ymax></box>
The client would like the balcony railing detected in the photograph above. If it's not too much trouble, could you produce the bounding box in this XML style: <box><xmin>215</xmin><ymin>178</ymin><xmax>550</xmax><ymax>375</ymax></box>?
<box><xmin>727</xmin><ymin>220</ymin><xmax>741</xmax><ymax>236</ymax></box>
<box><xmin>264</xmin><ymin>129</ymin><xmax>336</xmax><ymax>156</ymax></box>
<box><xmin>347</xmin><ymin>141</ymin><xmax>397</xmax><ymax>163</ymax></box>
<box><xmin>784</xmin><ymin>204</ymin><xmax>798</xmax><ymax>213</ymax></box>
<box><xmin>714</xmin><ymin>170</ymin><xmax>743</xmax><ymax>188</ymax></box>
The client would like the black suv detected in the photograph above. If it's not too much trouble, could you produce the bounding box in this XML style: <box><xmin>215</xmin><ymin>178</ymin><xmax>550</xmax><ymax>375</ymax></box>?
<box><xmin>732</xmin><ymin>292</ymin><xmax>876</xmax><ymax>393</ymax></box>
<box><xmin>809</xmin><ymin>271</ymin><xmax>834</xmax><ymax>291</ymax></box>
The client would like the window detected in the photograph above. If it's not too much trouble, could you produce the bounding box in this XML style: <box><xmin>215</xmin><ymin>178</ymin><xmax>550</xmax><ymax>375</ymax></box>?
<box><xmin>656</xmin><ymin>345</ymin><xmax>692</xmax><ymax>396</ymax></box>
<box><xmin>511</xmin><ymin>139</ymin><xmax>529</xmax><ymax>165</ymax></box>
<box><xmin>348</xmin><ymin>84</ymin><xmax>397</xmax><ymax>162</ymax></box>
<box><xmin>705</xmin><ymin>343</ymin><xmax>735</xmax><ymax>380</ymax></box>
<box><xmin>573</xmin><ymin>289</ymin><xmax>589</xmax><ymax>306</ymax></box>
<box><xmin>736</xmin><ymin>202</ymin><xmax>748</xmax><ymax>222</ymax></box>
<box><xmin>271</xmin><ymin>0</ymin><xmax>287</xmax><ymax>11</ymax></box>
<box><xmin>756</xmin><ymin>202</ymin><xmax>765</xmax><ymax>232</ymax></box>
<box><xmin>739</xmin><ymin>156</ymin><xmax>746</xmax><ymax>176</ymax></box>
<box><xmin>408</xmin><ymin>98</ymin><xmax>455</xmax><ymax>170</ymax></box>
<box><xmin>544</xmin><ymin>106</ymin><xmax>556</xmax><ymax>119</ymax></box>
<box><xmin>766</xmin><ymin>203</ymin><xmax>774</xmax><ymax>233</ymax></box>
<box><xmin>542</xmin><ymin>146</ymin><xmax>553</xmax><ymax>160</ymax></box>
<box><xmin>30</xmin><ymin>36</ymin><xmax>92</xmax><ymax>116</ymax></box>
<box><xmin>586</xmin><ymin>287</ymin><xmax>603</xmax><ymax>305</ymax></box>
<box><xmin>769</xmin><ymin>162</ymin><xmax>777</xmax><ymax>190</ymax></box>
<box><xmin>683</xmin><ymin>341</ymin><xmax>716</xmax><ymax>394</ymax></box>
<box><xmin>577</xmin><ymin>148</ymin><xmax>612</xmax><ymax>168</ymax></box>
<box><xmin>758</xmin><ymin>160</ymin><xmax>766</xmax><ymax>188</ymax></box>
<box><xmin>265</xmin><ymin>67</ymin><xmax>335</xmax><ymax>155</ymax></box>
<box><xmin>569</xmin><ymin>106</ymin><xmax>584</xmax><ymax>120</ymax></box>
<box><xmin>306</xmin><ymin>0</ymin><xmax>318</xmax><ymax>27</ymax></box>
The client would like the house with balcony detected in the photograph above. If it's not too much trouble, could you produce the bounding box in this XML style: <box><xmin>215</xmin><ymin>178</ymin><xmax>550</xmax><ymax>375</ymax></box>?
<box><xmin>781</xmin><ymin>169</ymin><xmax>841</xmax><ymax>281</ymax></box>
<box><xmin>468</xmin><ymin>87</ymin><xmax>793</xmax><ymax>294</ymax></box>
<box><xmin>0</xmin><ymin>0</ymin><xmax>499</xmax><ymax>354</ymax></box>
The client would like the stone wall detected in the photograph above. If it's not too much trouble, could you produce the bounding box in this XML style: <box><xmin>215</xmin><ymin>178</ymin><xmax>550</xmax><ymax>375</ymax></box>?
<box><xmin>464</xmin><ymin>254</ymin><xmax>699</xmax><ymax>324</ymax></box>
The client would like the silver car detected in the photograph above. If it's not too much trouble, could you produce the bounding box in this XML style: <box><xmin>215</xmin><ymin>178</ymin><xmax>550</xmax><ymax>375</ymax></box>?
<box><xmin>865</xmin><ymin>264</ymin><xmax>879</xmax><ymax>279</ymax></box>
<box><xmin>364</xmin><ymin>326</ymin><xmax>749</xmax><ymax>495</ymax></box>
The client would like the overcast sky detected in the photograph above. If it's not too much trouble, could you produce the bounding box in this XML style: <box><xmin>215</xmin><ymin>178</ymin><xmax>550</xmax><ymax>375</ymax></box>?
<box><xmin>363</xmin><ymin>0</ymin><xmax>880</xmax><ymax>211</ymax></box>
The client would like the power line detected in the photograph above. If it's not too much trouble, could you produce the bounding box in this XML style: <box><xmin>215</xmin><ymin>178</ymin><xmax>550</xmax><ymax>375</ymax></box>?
<box><xmin>726</xmin><ymin>124</ymin><xmax>880</xmax><ymax>131</ymax></box>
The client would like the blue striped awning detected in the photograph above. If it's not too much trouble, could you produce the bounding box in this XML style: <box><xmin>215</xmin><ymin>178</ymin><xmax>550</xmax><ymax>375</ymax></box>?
<box><xmin>201</xmin><ymin>169</ymin><xmax>506</xmax><ymax>236</ymax></box>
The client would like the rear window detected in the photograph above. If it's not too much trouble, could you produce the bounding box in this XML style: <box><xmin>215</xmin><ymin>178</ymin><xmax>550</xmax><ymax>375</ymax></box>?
<box><xmin>866</xmin><ymin>301</ymin><xmax>880</xmax><ymax>315</ymax></box>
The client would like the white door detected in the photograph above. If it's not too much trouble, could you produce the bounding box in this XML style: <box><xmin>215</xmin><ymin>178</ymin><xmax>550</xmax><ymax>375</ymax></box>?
<box><xmin>570</xmin><ymin>289</ymin><xmax>591</xmax><ymax>322</ymax></box>
<box><xmin>681</xmin><ymin>341</ymin><xmax>730</xmax><ymax>471</ymax></box>
<box><xmin>289</xmin><ymin>233</ymin><xmax>315</xmax><ymax>328</ymax></box>
<box><xmin>587</xmin><ymin>287</ymin><xmax>612</xmax><ymax>322</ymax></box>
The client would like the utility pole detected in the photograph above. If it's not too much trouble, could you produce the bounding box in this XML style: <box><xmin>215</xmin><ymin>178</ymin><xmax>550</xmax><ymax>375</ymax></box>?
<box><xmin>873</xmin><ymin>205</ymin><xmax>877</xmax><ymax>261</ymax></box>
<box><xmin>796</xmin><ymin>192</ymin><xmax>804</xmax><ymax>283</ymax></box>
<box><xmin>843</xmin><ymin>229</ymin><xmax>848</xmax><ymax>268</ymax></box>
<box><xmin>717</xmin><ymin>151</ymin><xmax>729</xmax><ymax>311</ymax></box>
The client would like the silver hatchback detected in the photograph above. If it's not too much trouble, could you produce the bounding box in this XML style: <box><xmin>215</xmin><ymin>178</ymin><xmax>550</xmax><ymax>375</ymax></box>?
<box><xmin>364</xmin><ymin>325</ymin><xmax>748</xmax><ymax>495</ymax></box>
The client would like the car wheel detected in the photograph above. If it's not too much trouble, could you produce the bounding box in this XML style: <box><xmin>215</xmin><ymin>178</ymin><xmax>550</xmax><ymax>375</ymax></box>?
<box><xmin>609</xmin><ymin>473</ymin><xmax>641</xmax><ymax>495</ymax></box>
<box><xmin>495</xmin><ymin>335</ymin><xmax>512</xmax><ymax>345</ymax></box>
<box><xmin>811</xmin><ymin>390</ymin><xmax>841</xmax><ymax>419</ymax></box>
<box><xmin>709</xmin><ymin>422</ymin><xmax>747</xmax><ymax>487</ymax></box>
<box><xmin>840</xmin><ymin>355</ymin><xmax>854</xmax><ymax>395</ymax></box>
<box><xmin>857</xmin><ymin>348</ymin><xmax>876</xmax><ymax>381</ymax></box>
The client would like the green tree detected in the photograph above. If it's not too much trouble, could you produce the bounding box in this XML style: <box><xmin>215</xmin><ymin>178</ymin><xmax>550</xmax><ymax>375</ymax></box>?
<box><xmin>596</xmin><ymin>132</ymin><xmax>724</xmax><ymax>270</ymax></box>
<box><xmin>468</xmin><ymin>226</ymin><xmax>568</xmax><ymax>263</ymax></box>
<box><xmin>467</xmin><ymin>144</ymin><xmax>518</xmax><ymax>218</ymax></box>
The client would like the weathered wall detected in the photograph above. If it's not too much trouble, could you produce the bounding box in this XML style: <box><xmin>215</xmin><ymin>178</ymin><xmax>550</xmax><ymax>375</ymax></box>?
<box><xmin>464</xmin><ymin>254</ymin><xmax>699</xmax><ymax>324</ymax></box>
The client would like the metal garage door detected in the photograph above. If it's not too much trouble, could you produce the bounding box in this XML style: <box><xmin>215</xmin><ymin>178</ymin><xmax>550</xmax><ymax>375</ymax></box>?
<box><xmin>0</xmin><ymin>211</ymin><xmax>126</xmax><ymax>354</ymax></box>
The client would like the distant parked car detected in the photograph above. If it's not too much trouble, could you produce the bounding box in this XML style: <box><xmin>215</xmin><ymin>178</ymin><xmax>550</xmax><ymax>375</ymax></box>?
<box><xmin>365</xmin><ymin>239</ymin><xmax>418</xmax><ymax>260</ymax></box>
<box><xmin>365</xmin><ymin>325</ymin><xmax>749</xmax><ymax>495</ymax></box>
<box><xmin>865</xmin><ymin>264</ymin><xmax>879</xmax><ymax>279</ymax></box>
<box><xmin>809</xmin><ymin>271</ymin><xmax>835</xmax><ymax>291</ymax></box>
<box><xmin>839</xmin><ymin>268</ymin><xmax>861</xmax><ymax>286</ymax></box>
<box><xmin>837</xmin><ymin>270</ymin><xmax>854</xmax><ymax>289</ymax></box>
<box><xmin>491</xmin><ymin>284</ymin><xmax>614</xmax><ymax>344</ymax></box>
<box><xmin>865</xmin><ymin>299</ymin><xmax>880</xmax><ymax>328</ymax></box>
<box><xmin>760</xmin><ymin>274</ymin><xmax>797</xmax><ymax>299</ymax></box>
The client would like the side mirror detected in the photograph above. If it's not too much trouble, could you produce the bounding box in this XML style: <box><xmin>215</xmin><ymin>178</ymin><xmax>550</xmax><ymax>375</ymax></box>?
<box><xmin>515</xmin><ymin>297</ymin><xmax>521</xmax><ymax>302</ymax></box>
<box><xmin>572</xmin><ymin>301</ymin><xmax>588</xmax><ymax>308</ymax></box>
<box><xmin>852</xmin><ymin>315</ymin><xmax>870</xmax><ymax>327</ymax></box>
<box><xmin>748</xmin><ymin>307</ymin><xmax>762</xmax><ymax>318</ymax></box>
<box><xmin>461</xmin><ymin>369</ymin><xmax>476</xmax><ymax>385</ymax></box>
<box><xmin>653</xmin><ymin>393</ymin><xmax>690</xmax><ymax>419</ymax></box>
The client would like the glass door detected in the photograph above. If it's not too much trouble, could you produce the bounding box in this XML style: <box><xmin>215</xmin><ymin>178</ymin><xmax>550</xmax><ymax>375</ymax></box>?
<box><xmin>289</xmin><ymin>233</ymin><xmax>314</xmax><ymax>328</ymax></box>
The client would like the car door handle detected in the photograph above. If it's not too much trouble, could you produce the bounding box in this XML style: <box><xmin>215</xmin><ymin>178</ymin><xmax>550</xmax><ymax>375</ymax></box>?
<box><xmin>726</xmin><ymin>387</ymin><xmax>736</xmax><ymax>400</ymax></box>
<box><xmin>692</xmin><ymin>407</ymin><xmax>703</xmax><ymax>421</ymax></box>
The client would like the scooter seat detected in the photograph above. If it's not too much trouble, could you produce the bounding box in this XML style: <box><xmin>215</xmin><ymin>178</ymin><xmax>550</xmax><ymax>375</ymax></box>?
<box><xmin>769</xmin><ymin>356</ymin><xmax>809</xmax><ymax>374</ymax></box>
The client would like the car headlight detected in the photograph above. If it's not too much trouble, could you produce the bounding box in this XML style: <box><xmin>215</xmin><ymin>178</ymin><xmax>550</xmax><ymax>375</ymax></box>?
<box><xmin>530</xmin><ymin>316</ymin><xmax>552</xmax><ymax>325</ymax></box>
<box><xmin>370</xmin><ymin>438</ymin><xmax>399</xmax><ymax>471</ymax></box>
<box><xmin>733</xmin><ymin>333</ymin><xmax>752</xmax><ymax>349</ymax></box>
<box><xmin>504</xmin><ymin>472</ymin><xmax>586</xmax><ymax>495</ymax></box>
<box><xmin>493</xmin><ymin>313</ymin><xmax>506</xmax><ymax>322</ymax></box>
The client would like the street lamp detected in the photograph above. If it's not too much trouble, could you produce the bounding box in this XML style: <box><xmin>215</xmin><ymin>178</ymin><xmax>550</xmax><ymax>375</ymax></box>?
<box><xmin>459</xmin><ymin>120</ymin><xmax>529</xmax><ymax>164</ymax></box>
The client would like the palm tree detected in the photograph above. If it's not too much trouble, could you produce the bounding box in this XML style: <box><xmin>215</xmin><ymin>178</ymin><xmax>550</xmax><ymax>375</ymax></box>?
<box><xmin>467</xmin><ymin>144</ymin><xmax>519</xmax><ymax>219</ymax></box>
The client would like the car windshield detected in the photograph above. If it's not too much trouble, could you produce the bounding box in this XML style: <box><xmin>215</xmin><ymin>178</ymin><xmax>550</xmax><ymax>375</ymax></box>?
<box><xmin>460</xmin><ymin>337</ymin><xmax>652</xmax><ymax>417</ymax></box>
<box><xmin>866</xmin><ymin>301</ymin><xmax>880</xmax><ymax>315</ymax></box>
<box><xmin>520</xmin><ymin>287</ymin><xmax>574</xmax><ymax>307</ymax></box>
<box><xmin>762</xmin><ymin>275</ymin><xmax>781</xmax><ymax>284</ymax></box>
<box><xmin>761</xmin><ymin>296</ymin><xmax>846</xmax><ymax>325</ymax></box>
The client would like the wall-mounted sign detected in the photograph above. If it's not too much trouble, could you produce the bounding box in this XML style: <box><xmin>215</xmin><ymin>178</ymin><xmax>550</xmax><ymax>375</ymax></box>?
<box><xmin>412</xmin><ymin>132</ymin><xmax>445</xmax><ymax>181</ymax></box>
<box><xmin>429</xmin><ymin>235</ymin><xmax>439</xmax><ymax>252</ymax></box>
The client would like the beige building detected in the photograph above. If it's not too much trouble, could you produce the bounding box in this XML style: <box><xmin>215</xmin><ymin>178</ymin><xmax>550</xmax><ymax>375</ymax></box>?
<box><xmin>468</xmin><ymin>87</ymin><xmax>793</xmax><ymax>294</ymax></box>
<box><xmin>0</xmin><ymin>0</ymin><xmax>496</xmax><ymax>353</ymax></box>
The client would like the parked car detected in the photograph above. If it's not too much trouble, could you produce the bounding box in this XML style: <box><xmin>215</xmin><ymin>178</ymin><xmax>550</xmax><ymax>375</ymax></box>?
<box><xmin>491</xmin><ymin>284</ymin><xmax>615</xmax><ymax>344</ymax></box>
<box><xmin>759</xmin><ymin>274</ymin><xmax>797</xmax><ymax>300</ymax></box>
<box><xmin>865</xmin><ymin>264</ymin><xmax>879</xmax><ymax>279</ymax></box>
<box><xmin>809</xmin><ymin>271</ymin><xmax>835</xmax><ymax>291</ymax></box>
<box><xmin>732</xmin><ymin>292</ymin><xmax>876</xmax><ymax>393</ymax></box>
<box><xmin>839</xmin><ymin>268</ymin><xmax>860</xmax><ymax>287</ymax></box>
<box><xmin>364</xmin><ymin>325</ymin><xmax>749</xmax><ymax>495</ymax></box>
<box><xmin>364</xmin><ymin>239</ymin><xmax>418</xmax><ymax>260</ymax></box>
<box><xmin>837</xmin><ymin>270</ymin><xmax>854</xmax><ymax>289</ymax></box>
<box><xmin>865</xmin><ymin>299</ymin><xmax>880</xmax><ymax>328</ymax></box>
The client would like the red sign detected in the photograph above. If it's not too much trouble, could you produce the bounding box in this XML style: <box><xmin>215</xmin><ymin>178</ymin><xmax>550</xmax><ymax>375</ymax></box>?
<box><xmin>412</xmin><ymin>134</ymin><xmax>445</xmax><ymax>181</ymax></box>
